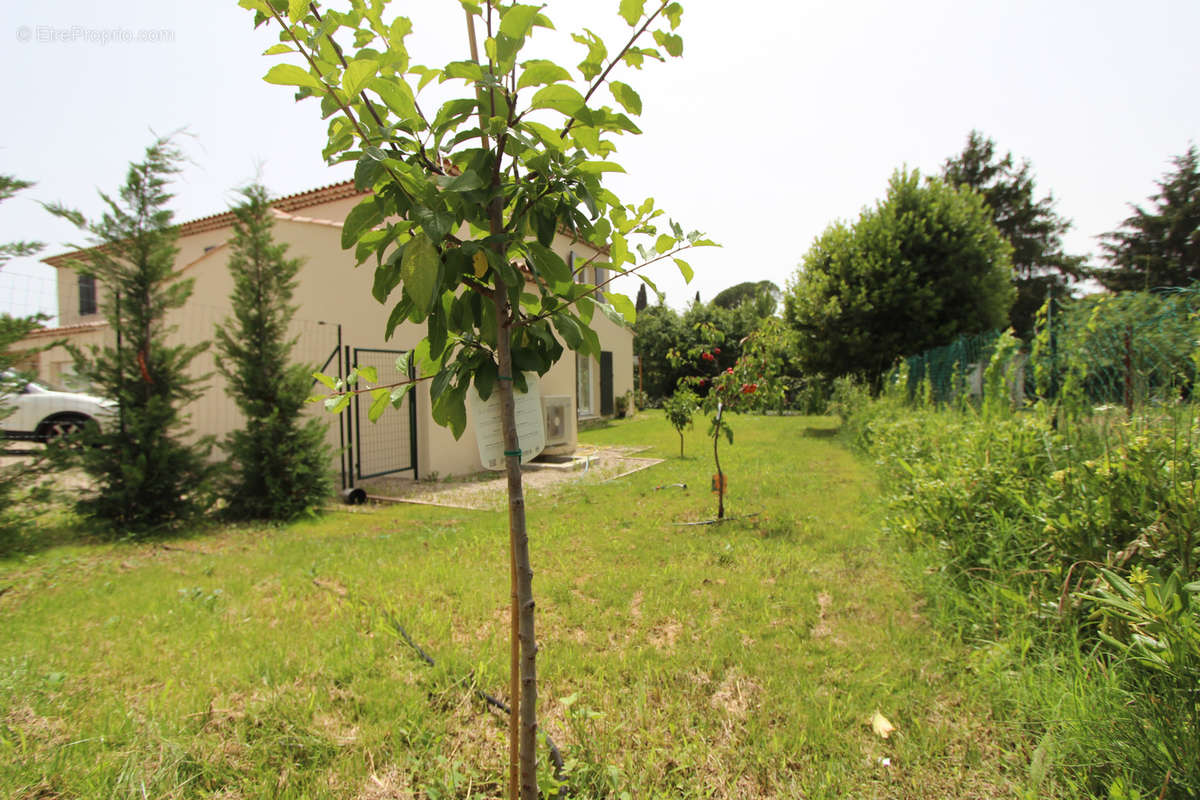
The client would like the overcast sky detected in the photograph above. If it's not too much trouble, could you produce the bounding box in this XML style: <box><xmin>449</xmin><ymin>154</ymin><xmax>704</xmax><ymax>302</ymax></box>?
<box><xmin>1</xmin><ymin>0</ymin><xmax>1198</xmax><ymax>324</ymax></box>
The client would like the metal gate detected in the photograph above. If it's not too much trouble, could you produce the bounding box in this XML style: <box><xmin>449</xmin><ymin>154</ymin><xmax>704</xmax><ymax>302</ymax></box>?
<box><xmin>344</xmin><ymin>346</ymin><xmax>418</xmax><ymax>486</ymax></box>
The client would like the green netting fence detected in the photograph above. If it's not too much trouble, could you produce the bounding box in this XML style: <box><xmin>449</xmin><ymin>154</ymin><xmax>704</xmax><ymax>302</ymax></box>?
<box><xmin>901</xmin><ymin>330</ymin><xmax>1002</xmax><ymax>406</ymax></box>
<box><xmin>897</xmin><ymin>285</ymin><xmax>1200</xmax><ymax>413</ymax></box>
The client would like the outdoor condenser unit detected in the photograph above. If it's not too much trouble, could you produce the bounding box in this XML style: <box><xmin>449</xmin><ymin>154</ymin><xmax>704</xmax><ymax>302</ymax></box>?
<box><xmin>542</xmin><ymin>395</ymin><xmax>571</xmax><ymax>449</ymax></box>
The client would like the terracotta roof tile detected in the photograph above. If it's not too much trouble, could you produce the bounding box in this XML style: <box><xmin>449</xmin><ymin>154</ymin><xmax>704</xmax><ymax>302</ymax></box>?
<box><xmin>44</xmin><ymin>180</ymin><xmax>364</xmax><ymax>266</ymax></box>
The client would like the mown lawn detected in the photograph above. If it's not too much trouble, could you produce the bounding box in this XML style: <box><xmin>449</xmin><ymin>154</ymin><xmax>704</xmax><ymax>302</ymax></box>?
<box><xmin>1</xmin><ymin>413</ymin><xmax>1042</xmax><ymax>798</ymax></box>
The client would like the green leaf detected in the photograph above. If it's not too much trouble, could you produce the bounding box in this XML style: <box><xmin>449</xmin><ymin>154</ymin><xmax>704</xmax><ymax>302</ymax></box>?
<box><xmin>619</xmin><ymin>0</ymin><xmax>645</xmax><ymax>26</ymax></box>
<box><xmin>356</xmin><ymin>365</ymin><xmax>379</xmax><ymax>384</ymax></box>
<box><xmin>354</xmin><ymin>154</ymin><xmax>384</xmax><ymax>191</ymax></box>
<box><xmin>342</xmin><ymin>58</ymin><xmax>379</xmax><ymax>97</ymax></box>
<box><xmin>526</xmin><ymin>242</ymin><xmax>571</xmax><ymax>284</ymax></box>
<box><xmin>287</xmin><ymin>0</ymin><xmax>307</xmax><ymax>22</ymax></box>
<box><xmin>608</xmin><ymin>292</ymin><xmax>637</xmax><ymax>325</ymax></box>
<box><xmin>552</xmin><ymin>314</ymin><xmax>583</xmax><ymax>350</ymax></box>
<box><xmin>665</xmin><ymin>3</ymin><xmax>683</xmax><ymax>29</ymax></box>
<box><xmin>390</xmin><ymin>382</ymin><xmax>414</xmax><ymax>408</ymax></box>
<box><xmin>655</xmin><ymin>233</ymin><xmax>676</xmax><ymax>254</ymax></box>
<box><xmin>263</xmin><ymin>63</ymin><xmax>324</xmax><ymax>91</ymax></box>
<box><xmin>369</xmin><ymin>77</ymin><xmax>418</xmax><ymax>122</ymax></box>
<box><xmin>474</xmin><ymin>358</ymin><xmax>499</xmax><ymax>401</ymax></box>
<box><xmin>653</xmin><ymin>30</ymin><xmax>683</xmax><ymax>57</ymax></box>
<box><xmin>395</xmin><ymin>352</ymin><xmax>412</xmax><ymax>377</ymax></box>
<box><xmin>499</xmin><ymin>4</ymin><xmax>541</xmax><ymax>39</ymax></box>
<box><xmin>521</xmin><ymin>120</ymin><xmax>565</xmax><ymax>151</ymax></box>
<box><xmin>724</xmin><ymin>425</ymin><xmax>733</xmax><ymax>445</ymax></box>
<box><xmin>572</xmin><ymin>30</ymin><xmax>607</xmax><ymax>81</ymax></box>
<box><xmin>608</xmin><ymin>81</ymin><xmax>642</xmax><ymax>115</ymax></box>
<box><xmin>401</xmin><ymin>233</ymin><xmax>441</xmax><ymax>318</ymax></box>
<box><xmin>517</xmin><ymin>60</ymin><xmax>572</xmax><ymax>90</ymax></box>
<box><xmin>385</xmin><ymin>297</ymin><xmax>414</xmax><ymax>340</ymax></box>
<box><xmin>325</xmin><ymin>394</ymin><xmax>352</xmax><ymax>414</ymax></box>
<box><xmin>577</xmin><ymin>161</ymin><xmax>625</xmax><ymax>175</ymax></box>
<box><xmin>263</xmin><ymin>44</ymin><xmax>294</xmax><ymax>56</ymax></box>
<box><xmin>435</xmin><ymin>170</ymin><xmax>484</xmax><ymax>192</ymax></box>
<box><xmin>531</xmin><ymin>84</ymin><xmax>585</xmax><ymax>116</ymax></box>
<box><xmin>368</xmin><ymin>388</ymin><xmax>390</xmax><ymax>422</ymax></box>
<box><xmin>313</xmin><ymin>372</ymin><xmax>336</xmax><ymax>390</ymax></box>
<box><xmin>443</xmin><ymin>60</ymin><xmax>484</xmax><ymax>82</ymax></box>
<box><xmin>372</xmin><ymin>254</ymin><xmax>402</xmax><ymax>303</ymax></box>
<box><xmin>674</xmin><ymin>257</ymin><xmax>693</xmax><ymax>282</ymax></box>
<box><xmin>342</xmin><ymin>197</ymin><xmax>384</xmax><ymax>250</ymax></box>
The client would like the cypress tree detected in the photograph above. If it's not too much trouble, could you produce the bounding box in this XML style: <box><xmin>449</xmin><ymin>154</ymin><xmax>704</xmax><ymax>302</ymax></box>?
<box><xmin>47</xmin><ymin>139</ymin><xmax>215</xmax><ymax>532</ymax></box>
<box><xmin>215</xmin><ymin>184</ymin><xmax>331</xmax><ymax>518</ymax></box>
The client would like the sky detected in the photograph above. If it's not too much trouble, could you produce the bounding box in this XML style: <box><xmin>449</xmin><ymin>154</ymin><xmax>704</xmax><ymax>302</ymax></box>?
<box><xmin>1</xmin><ymin>0</ymin><xmax>1198</xmax><ymax>325</ymax></box>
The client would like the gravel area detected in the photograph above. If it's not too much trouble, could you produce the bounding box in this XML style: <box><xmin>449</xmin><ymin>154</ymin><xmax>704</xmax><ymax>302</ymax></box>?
<box><xmin>359</xmin><ymin>445</ymin><xmax>662</xmax><ymax>511</ymax></box>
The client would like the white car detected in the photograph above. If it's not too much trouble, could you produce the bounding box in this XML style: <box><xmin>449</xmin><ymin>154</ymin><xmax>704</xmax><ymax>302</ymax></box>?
<box><xmin>1</xmin><ymin>372</ymin><xmax>116</xmax><ymax>442</ymax></box>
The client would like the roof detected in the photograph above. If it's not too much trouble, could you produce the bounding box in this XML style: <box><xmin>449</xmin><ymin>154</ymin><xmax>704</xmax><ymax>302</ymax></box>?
<box><xmin>43</xmin><ymin>176</ymin><xmax>608</xmax><ymax>267</ymax></box>
<box><xmin>18</xmin><ymin>320</ymin><xmax>109</xmax><ymax>339</ymax></box>
<box><xmin>44</xmin><ymin>180</ymin><xmax>366</xmax><ymax>267</ymax></box>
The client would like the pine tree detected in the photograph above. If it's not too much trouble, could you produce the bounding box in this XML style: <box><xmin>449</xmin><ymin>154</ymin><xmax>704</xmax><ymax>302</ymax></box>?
<box><xmin>47</xmin><ymin>139</ymin><xmax>215</xmax><ymax>532</ymax></box>
<box><xmin>215</xmin><ymin>184</ymin><xmax>331</xmax><ymax>518</ymax></box>
<box><xmin>1</xmin><ymin>175</ymin><xmax>47</xmax><ymax>544</ymax></box>
<box><xmin>941</xmin><ymin>131</ymin><xmax>1085</xmax><ymax>339</ymax></box>
<box><xmin>1096</xmin><ymin>145</ymin><xmax>1200</xmax><ymax>292</ymax></box>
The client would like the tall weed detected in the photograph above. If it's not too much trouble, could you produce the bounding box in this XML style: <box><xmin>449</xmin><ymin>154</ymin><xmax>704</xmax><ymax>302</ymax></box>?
<box><xmin>844</xmin><ymin>384</ymin><xmax>1200</xmax><ymax>796</ymax></box>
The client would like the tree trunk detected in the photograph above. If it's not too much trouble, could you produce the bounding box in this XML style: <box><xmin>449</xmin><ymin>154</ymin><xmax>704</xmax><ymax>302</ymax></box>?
<box><xmin>493</xmin><ymin>286</ymin><xmax>539</xmax><ymax>800</ymax></box>
<box><xmin>713</xmin><ymin>428</ymin><xmax>725</xmax><ymax>520</ymax></box>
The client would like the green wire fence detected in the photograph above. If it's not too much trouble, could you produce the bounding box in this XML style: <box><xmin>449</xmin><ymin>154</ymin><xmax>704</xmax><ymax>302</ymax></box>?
<box><xmin>897</xmin><ymin>285</ymin><xmax>1200</xmax><ymax>414</ymax></box>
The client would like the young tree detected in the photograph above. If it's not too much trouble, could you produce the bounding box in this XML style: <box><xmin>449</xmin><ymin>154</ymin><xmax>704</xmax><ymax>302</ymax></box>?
<box><xmin>661</xmin><ymin>385</ymin><xmax>697</xmax><ymax>457</ymax></box>
<box><xmin>1096</xmin><ymin>144</ymin><xmax>1200</xmax><ymax>292</ymax></box>
<box><xmin>216</xmin><ymin>184</ymin><xmax>331</xmax><ymax>519</ymax></box>
<box><xmin>47</xmin><ymin>140</ymin><xmax>215</xmax><ymax>532</ymax></box>
<box><xmin>243</xmin><ymin>2</ymin><xmax>708</xmax><ymax>795</ymax></box>
<box><xmin>784</xmin><ymin>169</ymin><xmax>1014</xmax><ymax>387</ymax></box>
<box><xmin>941</xmin><ymin>131</ymin><xmax>1086</xmax><ymax>339</ymax></box>
<box><xmin>672</xmin><ymin>320</ymin><xmax>783</xmax><ymax>518</ymax></box>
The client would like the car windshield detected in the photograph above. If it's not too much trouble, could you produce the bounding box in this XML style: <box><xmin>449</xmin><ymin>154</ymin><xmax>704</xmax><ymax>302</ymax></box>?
<box><xmin>2</xmin><ymin>370</ymin><xmax>48</xmax><ymax>393</ymax></box>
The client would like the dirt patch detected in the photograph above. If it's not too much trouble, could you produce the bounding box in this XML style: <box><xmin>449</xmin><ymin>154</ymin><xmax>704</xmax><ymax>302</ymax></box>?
<box><xmin>360</xmin><ymin>446</ymin><xmax>662</xmax><ymax>511</ymax></box>
<box><xmin>710</xmin><ymin>668</ymin><xmax>761</xmax><ymax>718</ymax></box>
<box><xmin>810</xmin><ymin>591</ymin><xmax>833</xmax><ymax>638</ymax></box>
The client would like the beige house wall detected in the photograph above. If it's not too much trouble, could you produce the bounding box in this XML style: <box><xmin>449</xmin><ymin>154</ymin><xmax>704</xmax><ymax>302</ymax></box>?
<box><xmin>28</xmin><ymin>184</ymin><xmax>634</xmax><ymax>479</ymax></box>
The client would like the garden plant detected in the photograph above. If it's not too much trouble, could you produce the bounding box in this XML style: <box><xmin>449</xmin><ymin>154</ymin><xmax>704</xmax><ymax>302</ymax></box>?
<box><xmin>241</xmin><ymin>1</ymin><xmax>710</xmax><ymax>795</ymax></box>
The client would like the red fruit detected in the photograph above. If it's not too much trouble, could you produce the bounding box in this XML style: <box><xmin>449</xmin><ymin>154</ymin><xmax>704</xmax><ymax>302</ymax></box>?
<box><xmin>701</xmin><ymin>352</ymin><xmax>715</xmax><ymax>362</ymax></box>
<box><xmin>714</xmin><ymin>347</ymin><xmax>721</xmax><ymax>354</ymax></box>
<box><xmin>725</xmin><ymin>367</ymin><xmax>733</xmax><ymax>374</ymax></box>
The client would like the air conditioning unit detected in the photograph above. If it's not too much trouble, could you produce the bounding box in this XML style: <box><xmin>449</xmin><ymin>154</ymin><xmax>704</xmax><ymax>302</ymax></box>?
<box><xmin>542</xmin><ymin>395</ymin><xmax>572</xmax><ymax>449</ymax></box>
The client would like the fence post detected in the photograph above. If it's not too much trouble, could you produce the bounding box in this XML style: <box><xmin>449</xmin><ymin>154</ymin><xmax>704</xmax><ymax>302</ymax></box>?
<box><xmin>1123</xmin><ymin>326</ymin><xmax>1134</xmax><ymax>418</ymax></box>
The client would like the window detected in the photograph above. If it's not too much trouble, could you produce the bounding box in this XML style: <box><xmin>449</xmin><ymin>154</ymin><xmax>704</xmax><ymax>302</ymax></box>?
<box><xmin>594</xmin><ymin>265</ymin><xmax>607</xmax><ymax>301</ymax></box>
<box><xmin>78</xmin><ymin>273</ymin><xmax>97</xmax><ymax>316</ymax></box>
<box><xmin>569</xmin><ymin>250</ymin><xmax>585</xmax><ymax>284</ymax></box>
<box><xmin>576</xmin><ymin>354</ymin><xmax>593</xmax><ymax>417</ymax></box>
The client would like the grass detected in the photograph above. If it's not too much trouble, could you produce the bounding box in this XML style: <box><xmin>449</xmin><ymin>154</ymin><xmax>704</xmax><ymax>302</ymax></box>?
<box><xmin>1</xmin><ymin>413</ymin><xmax>1047</xmax><ymax>798</ymax></box>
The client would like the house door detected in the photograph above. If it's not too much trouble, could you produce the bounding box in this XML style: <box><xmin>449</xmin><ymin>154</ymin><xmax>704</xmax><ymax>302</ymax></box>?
<box><xmin>346</xmin><ymin>347</ymin><xmax>418</xmax><ymax>484</ymax></box>
<box><xmin>599</xmin><ymin>350</ymin><xmax>614</xmax><ymax>416</ymax></box>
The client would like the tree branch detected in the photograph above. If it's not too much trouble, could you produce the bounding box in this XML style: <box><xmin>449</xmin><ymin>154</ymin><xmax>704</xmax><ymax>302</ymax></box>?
<box><xmin>561</xmin><ymin>1</ymin><xmax>669</xmax><ymax>138</ymax></box>
<box><xmin>516</xmin><ymin>243</ymin><xmax>697</xmax><ymax>328</ymax></box>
